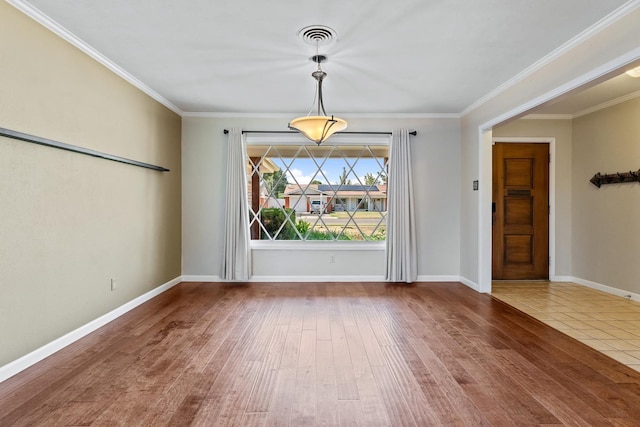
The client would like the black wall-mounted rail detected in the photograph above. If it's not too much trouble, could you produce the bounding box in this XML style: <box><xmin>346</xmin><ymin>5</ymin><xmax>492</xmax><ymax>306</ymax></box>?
<box><xmin>590</xmin><ymin>170</ymin><xmax>640</xmax><ymax>188</ymax></box>
<box><xmin>0</xmin><ymin>126</ymin><xmax>170</xmax><ymax>172</ymax></box>
<box><xmin>223</xmin><ymin>129</ymin><xmax>417</xmax><ymax>136</ymax></box>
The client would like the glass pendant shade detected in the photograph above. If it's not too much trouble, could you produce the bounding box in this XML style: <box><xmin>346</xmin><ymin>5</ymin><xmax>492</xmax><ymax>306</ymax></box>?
<box><xmin>289</xmin><ymin>115</ymin><xmax>348</xmax><ymax>145</ymax></box>
<box><xmin>289</xmin><ymin>56</ymin><xmax>347</xmax><ymax>144</ymax></box>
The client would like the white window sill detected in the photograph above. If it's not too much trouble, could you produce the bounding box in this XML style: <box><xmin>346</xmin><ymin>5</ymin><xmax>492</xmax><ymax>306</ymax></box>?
<box><xmin>250</xmin><ymin>240</ymin><xmax>385</xmax><ymax>251</ymax></box>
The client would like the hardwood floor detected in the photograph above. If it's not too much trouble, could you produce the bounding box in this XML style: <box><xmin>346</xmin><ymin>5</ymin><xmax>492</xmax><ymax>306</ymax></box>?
<box><xmin>2</xmin><ymin>281</ymin><xmax>640</xmax><ymax>426</ymax></box>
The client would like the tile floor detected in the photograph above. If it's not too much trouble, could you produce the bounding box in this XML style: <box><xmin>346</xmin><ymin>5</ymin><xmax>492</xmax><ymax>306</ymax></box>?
<box><xmin>492</xmin><ymin>281</ymin><xmax>640</xmax><ymax>372</ymax></box>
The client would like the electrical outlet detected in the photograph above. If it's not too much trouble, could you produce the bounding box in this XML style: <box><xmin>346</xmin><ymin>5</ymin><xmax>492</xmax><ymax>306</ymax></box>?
<box><xmin>110</xmin><ymin>279</ymin><xmax>117</xmax><ymax>291</ymax></box>
<box><xmin>330</xmin><ymin>255</ymin><xmax>335</xmax><ymax>264</ymax></box>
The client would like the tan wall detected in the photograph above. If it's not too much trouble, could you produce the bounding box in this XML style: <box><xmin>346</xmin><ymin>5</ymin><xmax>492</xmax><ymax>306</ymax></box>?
<box><xmin>493</xmin><ymin>119</ymin><xmax>573</xmax><ymax>276</ymax></box>
<box><xmin>571</xmin><ymin>97</ymin><xmax>640</xmax><ymax>293</ymax></box>
<box><xmin>0</xmin><ymin>3</ymin><xmax>182</xmax><ymax>366</ymax></box>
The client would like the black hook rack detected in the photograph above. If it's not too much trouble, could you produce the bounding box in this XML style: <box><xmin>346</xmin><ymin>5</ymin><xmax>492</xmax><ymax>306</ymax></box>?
<box><xmin>590</xmin><ymin>169</ymin><xmax>640</xmax><ymax>188</ymax></box>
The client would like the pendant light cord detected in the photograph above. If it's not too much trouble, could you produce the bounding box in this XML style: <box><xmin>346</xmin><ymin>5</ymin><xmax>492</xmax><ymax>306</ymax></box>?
<box><xmin>305</xmin><ymin>40</ymin><xmax>326</xmax><ymax>117</ymax></box>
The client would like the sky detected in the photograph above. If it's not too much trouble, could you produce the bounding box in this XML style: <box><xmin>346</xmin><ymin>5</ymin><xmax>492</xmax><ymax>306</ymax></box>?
<box><xmin>275</xmin><ymin>157</ymin><xmax>385</xmax><ymax>185</ymax></box>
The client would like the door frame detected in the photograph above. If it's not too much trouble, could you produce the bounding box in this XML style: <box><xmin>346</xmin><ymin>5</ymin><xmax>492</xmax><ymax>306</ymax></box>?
<box><xmin>474</xmin><ymin>49</ymin><xmax>640</xmax><ymax>295</ymax></box>
<box><xmin>491</xmin><ymin>137</ymin><xmax>555</xmax><ymax>282</ymax></box>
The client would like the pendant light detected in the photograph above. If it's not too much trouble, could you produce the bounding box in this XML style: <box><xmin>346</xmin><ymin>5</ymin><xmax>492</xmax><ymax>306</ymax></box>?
<box><xmin>289</xmin><ymin>54</ymin><xmax>347</xmax><ymax>145</ymax></box>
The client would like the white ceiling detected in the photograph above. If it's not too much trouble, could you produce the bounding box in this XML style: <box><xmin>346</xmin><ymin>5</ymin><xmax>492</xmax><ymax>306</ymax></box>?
<box><xmin>530</xmin><ymin>69</ymin><xmax>640</xmax><ymax>116</ymax></box>
<box><xmin>13</xmin><ymin>0</ymin><xmax>637</xmax><ymax>115</ymax></box>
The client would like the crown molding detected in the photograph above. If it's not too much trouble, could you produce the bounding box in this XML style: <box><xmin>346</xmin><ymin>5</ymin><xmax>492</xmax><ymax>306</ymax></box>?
<box><xmin>460</xmin><ymin>0</ymin><xmax>640</xmax><ymax>117</ymax></box>
<box><xmin>341</xmin><ymin>112</ymin><xmax>460</xmax><ymax>119</ymax></box>
<box><xmin>572</xmin><ymin>88</ymin><xmax>640</xmax><ymax>118</ymax></box>
<box><xmin>521</xmin><ymin>114</ymin><xmax>574</xmax><ymax>120</ymax></box>
<box><xmin>182</xmin><ymin>111</ymin><xmax>460</xmax><ymax>119</ymax></box>
<box><xmin>183</xmin><ymin>112</ymin><xmax>294</xmax><ymax>119</ymax></box>
<box><xmin>7</xmin><ymin>0</ymin><xmax>184</xmax><ymax>116</ymax></box>
<box><xmin>520</xmin><ymin>89</ymin><xmax>640</xmax><ymax>120</ymax></box>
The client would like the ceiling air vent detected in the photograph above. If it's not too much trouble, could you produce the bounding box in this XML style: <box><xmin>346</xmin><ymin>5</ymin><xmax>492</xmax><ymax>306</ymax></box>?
<box><xmin>298</xmin><ymin>25</ymin><xmax>337</xmax><ymax>47</ymax></box>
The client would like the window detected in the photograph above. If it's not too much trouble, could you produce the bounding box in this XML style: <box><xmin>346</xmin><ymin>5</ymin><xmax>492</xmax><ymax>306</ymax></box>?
<box><xmin>246</xmin><ymin>136</ymin><xmax>389</xmax><ymax>241</ymax></box>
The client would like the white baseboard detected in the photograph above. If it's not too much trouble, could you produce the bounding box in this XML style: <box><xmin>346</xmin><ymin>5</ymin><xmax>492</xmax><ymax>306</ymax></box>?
<box><xmin>570</xmin><ymin>276</ymin><xmax>640</xmax><ymax>302</ymax></box>
<box><xmin>416</xmin><ymin>275</ymin><xmax>461</xmax><ymax>283</ymax></box>
<box><xmin>183</xmin><ymin>275</ymin><xmax>387</xmax><ymax>283</ymax></box>
<box><xmin>550</xmin><ymin>275</ymin><xmax>574</xmax><ymax>282</ymax></box>
<box><xmin>249</xmin><ymin>275</ymin><xmax>387</xmax><ymax>282</ymax></box>
<box><xmin>181</xmin><ymin>275</ymin><xmax>222</xmax><ymax>282</ymax></box>
<box><xmin>459</xmin><ymin>276</ymin><xmax>481</xmax><ymax>292</ymax></box>
<box><xmin>0</xmin><ymin>276</ymin><xmax>182</xmax><ymax>384</ymax></box>
<box><xmin>184</xmin><ymin>275</ymin><xmax>462</xmax><ymax>284</ymax></box>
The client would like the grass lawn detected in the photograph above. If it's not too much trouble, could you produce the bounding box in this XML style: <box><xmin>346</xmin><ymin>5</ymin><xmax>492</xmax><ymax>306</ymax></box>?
<box><xmin>329</xmin><ymin>211</ymin><xmax>386</xmax><ymax>219</ymax></box>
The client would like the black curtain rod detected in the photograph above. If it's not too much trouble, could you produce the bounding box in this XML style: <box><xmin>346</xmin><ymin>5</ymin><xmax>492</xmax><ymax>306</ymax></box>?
<box><xmin>223</xmin><ymin>129</ymin><xmax>417</xmax><ymax>136</ymax></box>
<box><xmin>0</xmin><ymin>126</ymin><xmax>170</xmax><ymax>172</ymax></box>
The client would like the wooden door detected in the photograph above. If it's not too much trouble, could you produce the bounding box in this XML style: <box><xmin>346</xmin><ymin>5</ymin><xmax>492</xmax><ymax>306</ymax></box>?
<box><xmin>492</xmin><ymin>143</ymin><xmax>549</xmax><ymax>280</ymax></box>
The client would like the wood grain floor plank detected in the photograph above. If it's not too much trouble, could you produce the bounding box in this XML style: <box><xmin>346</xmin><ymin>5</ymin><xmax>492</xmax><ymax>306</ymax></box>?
<box><xmin>349</xmin><ymin>307</ymin><xmax>386</xmax><ymax>367</ymax></box>
<box><xmin>276</xmin><ymin>297</ymin><xmax>295</xmax><ymax>326</ymax></box>
<box><xmin>354</xmin><ymin>374</ymin><xmax>392</xmax><ymax>427</ymax></box>
<box><xmin>331</xmin><ymin>286</ymin><xmax>356</xmax><ymax>328</ymax></box>
<box><xmin>493</xmin><ymin>347</ymin><xmax>615</xmax><ymax>426</ymax></box>
<box><xmin>342</xmin><ymin>322</ymin><xmax>390</xmax><ymax>426</ymax></box>
<box><xmin>316</xmin><ymin>338</ymin><xmax>339</xmax><ymax>426</ymax></box>
<box><xmin>316</xmin><ymin>292</ymin><xmax>333</xmax><ymax>341</ymax></box>
<box><xmin>245</xmin><ymin>324</ymin><xmax>289</xmax><ymax>412</ymax></box>
<box><xmin>3</xmin><ymin>282</ymin><xmax>640</xmax><ymax>426</ymax></box>
<box><xmin>290</xmin><ymin>329</ymin><xmax>316</xmax><ymax>426</ymax></box>
<box><xmin>166</xmin><ymin>329</ymin><xmax>240</xmax><ymax>425</ymax></box>
<box><xmin>245</xmin><ymin>300</ymin><xmax>282</xmax><ymax>362</ymax></box>
<box><xmin>191</xmin><ymin>293</ymin><xmax>274</xmax><ymax>425</ymax></box>
<box><xmin>241</xmin><ymin>411</ymin><xmax>268</xmax><ymax>427</ymax></box>
<box><xmin>163</xmin><ymin>286</ymin><xmax>266</xmax><ymax>424</ymax></box>
<box><xmin>330</xmin><ymin>319</ymin><xmax>360</xmax><ymax>400</ymax></box>
<box><xmin>362</xmin><ymin>305</ymin><xmax>394</xmax><ymax>347</ymax></box>
<box><xmin>188</xmin><ymin>288</ymin><xmax>258</xmax><ymax>373</ymax></box>
<box><xmin>343</xmin><ymin>324</ymin><xmax>372</xmax><ymax>379</ymax></box>
<box><xmin>370</xmin><ymin>364</ymin><xmax>418</xmax><ymax>427</ymax></box>
<box><xmin>403</xmin><ymin>288</ymin><xmax>561</xmax><ymax>425</ymax></box>
<box><xmin>264</xmin><ymin>331</ymin><xmax>300</xmax><ymax>427</ymax></box>
<box><xmin>138</xmin><ymin>369</ymin><xmax>205</xmax><ymax>426</ymax></box>
<box><xmin>380</xmin><ymin>344</ymin><xmax>444</xmax><ymax>426</ymax></box>
<box><xmin>302</xmin><ymin>295</ymin><xmax>318</xmax><ymax>331</ymax></box>
<box><xmin>407</xmin><ymin>336</ymin><xmax>491</xmax><ymax>426</ymax></box>
<box><xmin>336</xmin><ymin>399</ymin><xmax>364</xmax><ymax>427</ymax></box>
<box><xmin>460</xmin><ymin>383</ymin><xmax>521</xmax><ymax>426</ymax></box>
<box><xmin>288</xmin><ymin>298</ymin><xmax>306</xmax><ymax>334</ymax></box>
<box><xmin>213</xmin><ymin>360</ymin><xmax>263</xmax><ymax>427</ymax></box>
<box><xmin>447</xmin><ymin>323</ymin><xmax>561</xmax><ymax>425</ymax></box>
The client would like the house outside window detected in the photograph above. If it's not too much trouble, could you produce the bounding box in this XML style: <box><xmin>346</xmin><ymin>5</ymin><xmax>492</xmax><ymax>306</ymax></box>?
<box><xmin>246</xmin><ymin>136</ymin><xmax>389</xmax><ymax>241</ymax></box>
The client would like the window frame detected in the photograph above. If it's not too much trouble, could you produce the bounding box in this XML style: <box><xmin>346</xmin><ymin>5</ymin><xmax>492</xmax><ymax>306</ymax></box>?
<box><xmin>245</xmin><ymin>133</ymin><xmax>390</xmax><ymax>249</ymax></box>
